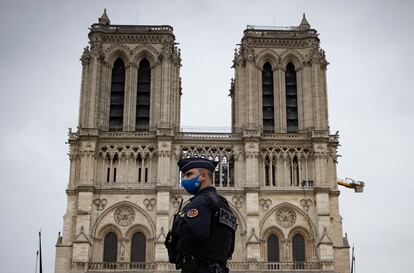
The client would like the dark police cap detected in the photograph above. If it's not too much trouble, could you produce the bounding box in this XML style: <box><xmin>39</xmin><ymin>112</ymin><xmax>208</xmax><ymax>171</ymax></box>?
<box><xmin>177</xmin><ymin>158</ymin><xmax>218</xmax><ymax>173</ymax></box>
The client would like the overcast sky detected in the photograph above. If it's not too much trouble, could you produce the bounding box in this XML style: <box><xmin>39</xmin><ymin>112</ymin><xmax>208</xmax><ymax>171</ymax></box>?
<box><xmin>0</xmin><ymin>0</ymin><xmax>413</xmax><ymax>272</ymax></box>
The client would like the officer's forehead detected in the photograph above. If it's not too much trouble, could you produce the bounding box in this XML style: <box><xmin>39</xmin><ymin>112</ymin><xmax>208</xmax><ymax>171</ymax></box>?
<box><xmin>182</xmin><ymin>168</ymin><xmax>201</xmax><ymax>175</ymax></box>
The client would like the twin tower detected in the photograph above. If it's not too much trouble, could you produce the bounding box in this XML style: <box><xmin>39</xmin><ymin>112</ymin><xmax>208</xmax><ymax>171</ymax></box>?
<box><xmin>55</xmin><ymin>11</ymin><xmax>350</xmax><ymax>273</ymax></box>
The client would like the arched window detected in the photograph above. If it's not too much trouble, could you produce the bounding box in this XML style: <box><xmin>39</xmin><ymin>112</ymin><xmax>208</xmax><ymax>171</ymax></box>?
<box><xmin>264</xmin><ymin>155</ymin><xmax>276</xmax><ymax>187</ymax></box>
<box><xmin>136</xmin><ymin>59</ymin><xmax>151</xmax><ymax>131</ymax></box>
<box><xmin>131</xmin><ymin>232</ymin><xmax>146</xmax><ymax>262</ymax></box>
<box><xmin>103</xmin><ymin>232</ymin><xmax>118</xmax><ymax>263</ymax></box>
<box><xmin>292</xmin><ymin>234</ymin><xmax>305</xmax><ymax>265</ymax></box>
<box><xmin>267</xmin><ymin>234</ymin><xmax>280</xmax><ymax>262</ymax></box>
<box><xmin>262</xmin><ymin>62</ymin><xmax>274</xmax><ymax>133</ymax></box>
<box><xmin>109</xmin><ymin>58</ymin><xmax>125</xmax><ymax>131</ymax></box>
<box><xmin>285</xmin><ymin>62</ymin><xmax>298</xmax><ymax>133</ymax></box>
<box><xmin>290</xmin><ymin>157</ymin><xmax>299</xmax><ymax>187</ymax></box>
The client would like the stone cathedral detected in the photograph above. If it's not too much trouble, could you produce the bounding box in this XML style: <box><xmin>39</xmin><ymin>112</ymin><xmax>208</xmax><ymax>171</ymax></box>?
<box><xmin>55</xmin><ymin>11</ymin><xmax>350</xmax><ymax>273</ymax></box>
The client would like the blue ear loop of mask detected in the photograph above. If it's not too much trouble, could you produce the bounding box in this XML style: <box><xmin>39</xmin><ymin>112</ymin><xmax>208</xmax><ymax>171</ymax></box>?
<box><xmin>181</xmin><ymin>175</ymin><xmax>202</xmax><ymax>194</ymax></box>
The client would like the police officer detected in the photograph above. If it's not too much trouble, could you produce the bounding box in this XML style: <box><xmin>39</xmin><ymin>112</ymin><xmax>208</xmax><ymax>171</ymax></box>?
<box><xmin>165</xmin><ymin>158</ymin><xmax>237</xmax><ymax>273</ymax></box>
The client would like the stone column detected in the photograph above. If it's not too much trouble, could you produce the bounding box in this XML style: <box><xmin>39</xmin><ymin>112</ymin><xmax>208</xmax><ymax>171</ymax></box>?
<box><xmin>245</xmin><ymin>189</ymin><xmax>260</xmax><ymax>261</ymax></box>
<box><xmin>296</xmin><ymin>67</ymin><xmax>304</xmax><ymax>131</ymax></box>
<box><xmin>125</xmin><ymin>63</ymin><xmax>137</xmax><ymax>131</ymax></box>
<box><xmin>72</xmin><ymin>190</ymin><xmax>94</xmax><ymax>263</ymax></box>
<box><xmin>79</xmin><ymin>141</ymin><xmax>96</xmax><ymax>186</ymax></box>
<box><xmin>160</xmin><ymin>46</ymin><xmax>172</xmax><ymax>126</ymax></box>
<box><xmin>99</xmin><ymin>62</ymin><xmax>111</xmax><ymax>131</ymax></box>
<box><xmin>320</xmin><ymin>67</ymin><xmax>329</xmax><ymax>130</ymax></box>
<box><xmin>302</xmin><ymin>64</ymin><xmax>314</xmax><ymax>130</ymax></box>
<box><xmin>86</xmin><ymin>49</ymin><xmax>103</xmax><ymax>128</ymax></box>
<box><xmin>311</xmin><ymin>62</ymin><xmax>323</xmax><ymax>130</ymax></box>
<box><xmin>154</xmin><ymin>190</ymin><xmax>170</xmax><ymax>261</ymax></box>
<box><xmin>315</xmin><ymin>190</ymin><xmax>333</xmax><ymax>263</ymax></box>
<box><xmin>244</xmin><ymin>141</ymin><xmax>259</xmax><ymax>187</ymax></box>
<box><xmin>278</xmin><ymin>67</ymin><xmax>287</xmax><ymax>132</ymax></box>
<box><xmin>156</xmin><ymin>139</ymin><xmax>172</xmax><ymax>186</ymax></box>
<box><xmin>78</xmin><ymin>48</ymin><xmax>91</xmax><ymax>129</ymax></box>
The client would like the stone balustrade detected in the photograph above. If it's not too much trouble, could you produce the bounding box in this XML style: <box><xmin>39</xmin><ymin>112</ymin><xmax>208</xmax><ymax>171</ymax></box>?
<box><xmin>75</xmin><ymin>261</ymin><xmax>334</xmax><ymax>272</ymax></box>
<box><xmin>90</xmin><ymin>24</ymin><xmax>174</xmax><ymax>33</ymax></box>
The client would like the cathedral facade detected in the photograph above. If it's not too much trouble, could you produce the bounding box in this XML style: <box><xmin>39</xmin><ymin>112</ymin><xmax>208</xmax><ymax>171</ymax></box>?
<box><xmin>55</xmin><ymin>11</ymin><xmax>350</xmax><ymax>273</ymax></box>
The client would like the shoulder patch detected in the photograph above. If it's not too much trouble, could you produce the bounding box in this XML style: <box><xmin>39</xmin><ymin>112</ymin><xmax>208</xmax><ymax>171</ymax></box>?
<box><xmin>186</xmin><ymin>209</ymin><xmax>199</xmax><ymax>218</ymax></box>
<box><xmin>219</xmin><ymin>208</ymin><xmax>237</xmax><ymax>230</ymax></box>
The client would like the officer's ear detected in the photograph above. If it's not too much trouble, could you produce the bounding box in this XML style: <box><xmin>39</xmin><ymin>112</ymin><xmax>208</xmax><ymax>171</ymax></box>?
<box><xmin>199</xmin><ymin>171</ymin><xmax>208</xmax><ymax>182</ymax></box>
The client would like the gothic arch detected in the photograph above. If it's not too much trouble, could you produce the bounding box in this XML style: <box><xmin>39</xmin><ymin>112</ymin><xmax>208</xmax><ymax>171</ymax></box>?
<box><xmin>131</xmin><ymin>45</ymin><xmax>159</xmax><ymax>66</ymax></box>
<box><xmin>259</xmin><ymin>202</ymin><xmax>317</xmax><ymax>240</ymax></box>
<box><xmin>97</xmin><ymin>144</ymin><xmax>156</xmax><ymax>161</ymax></box>
<box><xmin>92</xmin><ymin>200</ymin><xmax>156</xmax><ymax>240</ymax></box>
<box><xmin>125</xmin><ymin>224</ymin><xmax>152</xmax><ymax>240</ymax></box>
<box><xmin>125</xmin><ymin>224</ymin><xmax>153</xmax><ymax>262</ymax></box>
<box><xmin>287</xmin><ymin>226</ymin><xmax>314</xmax><ymax>262</ymax></box>
<box><xmin>97</xmin><ymin>223</ymin><xmax>123</xmax><ymax>240</ymax></box>
<box><xmin>228</xmin><ymin>201</ymin><xmax>247</xmax><ymax>235</ymax></box>
<box><xmin>287</xmin><ymin>225</ymin><xmax>311</xmax><ymax>242</ymax></box>
<box><xmin>105</xmin><ymin>44</ymin><xmax>131</xmax><ymax>66</ymax></box>
<box><xmin>261</xmin><ymin>226</ymin><xmax>284</xmax><ymax>240</ymax></box>
<box><xmin>279</xmin><ymin>50</ymin><xmax>305</xmax><ymax>70</ymax></box>
<box><xmin>256</xmin><ymin>49</ymin><xmax>279</xmax><ymax>70</ymax></box>
<box><xmin>261</xmin><ymin>226</ymin><xmax>284</xmax><ymax>262</ymax></box>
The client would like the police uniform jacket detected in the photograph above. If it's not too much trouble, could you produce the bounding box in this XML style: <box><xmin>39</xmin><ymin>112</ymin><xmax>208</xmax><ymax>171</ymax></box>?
<box><xmin>172</xmin><ymin>186</ymin><xmax>237</xmax><ymax>268</ymax></box>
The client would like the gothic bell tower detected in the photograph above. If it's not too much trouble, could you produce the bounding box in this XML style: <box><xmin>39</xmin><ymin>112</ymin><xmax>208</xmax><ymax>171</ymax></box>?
<box><xmin>78</xmin><ymin>9</ymin><xmax>181</xmax><ymax>134</ymax></box>
<box><xmin>229</xmin><ymin>15</ymin><xmax>349</xmax><ymax>273</ymax></box>
<box><xmin>54</xmin><ymin>10</ymin><xmax>182</xmax><ymax>273</ymax></box>
<box><xmin>231</xmin><ymin>14</ymin><xmax>328</xmax><ymax>134</ymax></box>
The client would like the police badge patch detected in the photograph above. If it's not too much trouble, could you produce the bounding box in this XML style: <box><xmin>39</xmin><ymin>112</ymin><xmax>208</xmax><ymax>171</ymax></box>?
<box><xmin>186</xmin><ymin>208</ymin><xmax>199</xmax><ymax>218</ymax></box>
<box><xmin>218</xmin><ymin>208</ymin><xmax>237</xmax><ymax>230</ymax></box>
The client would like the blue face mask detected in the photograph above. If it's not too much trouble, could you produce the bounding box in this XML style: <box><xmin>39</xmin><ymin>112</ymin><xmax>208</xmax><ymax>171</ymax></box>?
<box><xmin>181</xmin><ymin>175</ymin><xmax>202</xmax><ymax>195</ymax></box>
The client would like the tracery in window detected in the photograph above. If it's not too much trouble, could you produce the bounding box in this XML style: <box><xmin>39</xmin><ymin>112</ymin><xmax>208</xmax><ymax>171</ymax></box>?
<box><xmin>285</xmin><ymin>62</ymin><xmax>298</xmax><ymax>133</ymax></box>
<box><xmin>262</xmin><ymin>62</ymin><xmax>275</xmax><ymax>132</ymax></box>
<box><xmin>264</xmin><ymin>155</ymin><xmax>277</xmax><ymax>187</ymax></box>
<box><xmin>290</xmin><ymin>157</ymin><xmax>299</xmax><ymax>187</ymax></box>
<box><xmin>109</xmin><ymin>58</ymin><xmax>125</xmax><ymax>131</ymax></box>
<box><xmin>136</xmin><ymin>154</ymin><xmax>150</xmax><ymax>183</ymax></box>
<box><xmin>136</xmin><ymin>59</ymin><xmax>151</xmax><ymax>131</ymax></box>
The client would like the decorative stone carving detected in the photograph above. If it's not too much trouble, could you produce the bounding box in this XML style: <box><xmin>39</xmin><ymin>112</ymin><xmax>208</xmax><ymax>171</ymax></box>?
<box><xmin>300</xmin><ymin>199</ymin><xmax>313</xmax><ymax>212</ymax></box>
<box><xmin>98</xmin><ymin>144</ymin><xmax>156</xmax><ymax>160</ymax></box>
<box><xmin>171</xmin><ymin>195</ymin><xmax>183</xmax><ymax>209</ymax></box>
<box><xmin>259</xmin><ymin>199</ymin><xmax>272</xmax><ymax>211</ymax></box>
<box><xmin>93</xmin><ymin>198</ymin><xmax>108</xmax><ymax>211</ymax></box>
<box><xmin>247</xmin><ymin>228</ymin><xmax>260</xmax><ymax>243</ymax></box>
<box><xmin>114</xmin><ymin>206</ymin><xmax>135</xmax><ymax>226</ymax></box>
<box><xmin>275</xmin><ymin>208</ymin><xmax>296</xmax><ymax>228</ymax></box>
<box><xmin>143</xmin><ymin>198</ymin><xmax>156</xmax><ymax>211</ymax></box>
<box><xmin>156</xmin><ymin>227</ymin><xmax>166</xmax><ymax>243</ymax></box>
<box><xmin>232</xmin><ymin>196</ymin><xmax>245</xmax><ymax>208</ymax></box>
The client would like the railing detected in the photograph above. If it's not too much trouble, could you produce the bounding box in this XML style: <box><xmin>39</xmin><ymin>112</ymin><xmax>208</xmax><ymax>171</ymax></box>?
<box><xmin>100</xmin><ymin>131</ymin><xmax>155</xmax><ymax>138</ymax></box>
<box><xmin>180</xmin><ymin>126</ymin><xmax>232</xmax><ymax>133</ymax></box>
<box><xmin>261</xmin><ymin>133</ymin><xmax>309</xmax><ymax>140</ymax></box>
<box><xmin>82</xmin><ymin>261</ymin><xmax>334</xmax><ymax>272</ymax></box>
<box><xmin>176</xmin><ymin>132</ymin><xmax>241</xmax><ymax>139</ymax></box>
<box><xmin>229</xmin><ymin>261</ymin><xmax>332</xmax><ymax>271</ymax></box>
<box><xmin>86</xmin><ymin>262</ymin><xmax>174</xmax><ymax>271</ymax></box>
<box><xmin>247</xmin><ymin>25</ymin><xmax>301</xmax><ymax>31</ymax></box>
<box><xmin>243</xmin><ymin>27</ymin><xmax>318</xmax><ymax>39</ymax></box>
<box><xmin>91</xmin><ymin>24</ymin><xmax>174</xmax><ymax>33</ymax></box>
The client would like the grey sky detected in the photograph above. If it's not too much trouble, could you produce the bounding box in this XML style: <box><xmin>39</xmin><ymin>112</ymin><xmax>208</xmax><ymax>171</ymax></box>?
<box><xmin>0</xmin><ymin>0</ymin><xmax>413</xmax><ymax>272</ymax></box>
